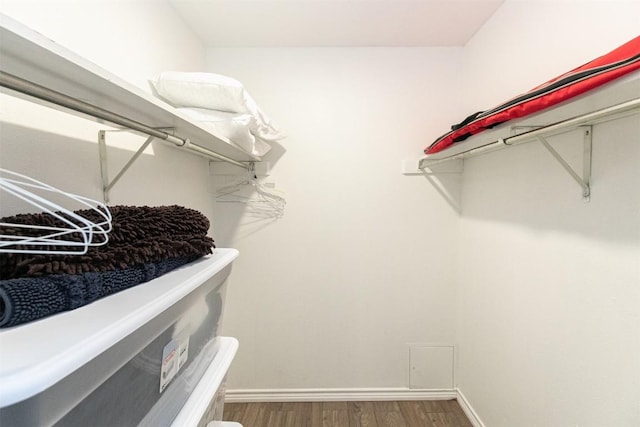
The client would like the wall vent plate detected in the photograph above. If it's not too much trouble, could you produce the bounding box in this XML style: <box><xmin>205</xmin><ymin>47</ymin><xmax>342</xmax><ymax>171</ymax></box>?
<box><xmin>408</xmin><ymin>344</ymin><xmax>454</xmax><ymax>389</ymax></box>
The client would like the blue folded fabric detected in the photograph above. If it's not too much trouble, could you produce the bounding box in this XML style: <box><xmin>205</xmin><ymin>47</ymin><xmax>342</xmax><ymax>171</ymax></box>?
<box><xmin>0</xmin><ymin>256</ymin><xmax>198</xmax><ymax>328</ymax></box>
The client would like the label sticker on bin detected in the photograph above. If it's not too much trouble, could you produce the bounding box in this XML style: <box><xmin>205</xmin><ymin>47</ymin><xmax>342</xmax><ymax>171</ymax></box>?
<box><xmin>160</xmin><ymin>333</ymin><xmax>190</xmax><ymax>393</ymax></box>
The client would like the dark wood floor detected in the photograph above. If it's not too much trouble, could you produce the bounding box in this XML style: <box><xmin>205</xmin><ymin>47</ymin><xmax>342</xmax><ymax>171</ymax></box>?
<box><xmin>223</xmin><ymin>399</ymin><xmax>472</xmax><ymax>427</ymax></box>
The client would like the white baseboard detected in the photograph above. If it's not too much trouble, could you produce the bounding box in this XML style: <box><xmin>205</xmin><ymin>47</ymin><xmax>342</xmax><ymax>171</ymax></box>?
<box><xmin>225</xmin><ymin>387</ymin><xmax>457</xmax><ymax>403</ymax></box>
<box><xmin>455</xmin><ymin>388</ymin><xmax>485</xmax><ymax>427</ymax></box>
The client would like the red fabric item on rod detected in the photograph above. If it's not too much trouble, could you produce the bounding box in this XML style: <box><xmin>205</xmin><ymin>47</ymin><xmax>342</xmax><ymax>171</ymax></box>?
<box><xmin>425</xmin><ymin>36</ymin><xmax>640</xmax><ymax>155</ymax></box>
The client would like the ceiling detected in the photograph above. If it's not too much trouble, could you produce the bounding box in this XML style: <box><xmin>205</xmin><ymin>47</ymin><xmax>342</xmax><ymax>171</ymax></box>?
<box><xmin>168</xmin><ymin>0</ymin><xmax>504</xmax><ymax>47</ymax></box>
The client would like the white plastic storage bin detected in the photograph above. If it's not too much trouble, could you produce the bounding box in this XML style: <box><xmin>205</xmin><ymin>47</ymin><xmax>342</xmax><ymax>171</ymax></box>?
<box><xmin>0</xmin><ymin>249</ymin><xmax>239</xmax><ymax>427</ymax></box>
<box><xmin>166</xmin><ymin>336</ymin><xmax>240</xmax><ymax>427</ymax></box>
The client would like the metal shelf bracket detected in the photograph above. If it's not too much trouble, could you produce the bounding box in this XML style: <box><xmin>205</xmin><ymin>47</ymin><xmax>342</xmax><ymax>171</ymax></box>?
<box><xmin>98</xmin><ymin>129</ymin><xmax>158</xmax><ymax>203</ymax></box>
<box><xmin>536</xmin><ymin>126</ymin><xmax>592</xmax><ymax>201</ymax></box>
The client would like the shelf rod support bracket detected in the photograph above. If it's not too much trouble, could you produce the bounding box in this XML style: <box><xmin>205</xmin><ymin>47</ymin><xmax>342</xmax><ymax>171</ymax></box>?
<box><xmin>98</xmin><ymin>130</ymin><xmax>156</xmax><ymax>203</ymax></box>
<box><xmin>537</xmin><ymin>125</ymin><xmax>592</xmax><ymax>201</ymax></box>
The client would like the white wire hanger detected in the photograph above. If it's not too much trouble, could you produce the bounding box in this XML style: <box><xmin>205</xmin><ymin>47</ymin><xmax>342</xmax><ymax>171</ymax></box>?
<box><xmin>215</xmin><ymin>163</ymin><xmax>286</xmax><ymax>219</ymax></box>
<box><xmin>0</xmin><ymin>168</ymin><xmax>112</xmax><ymax>255</ymax></box>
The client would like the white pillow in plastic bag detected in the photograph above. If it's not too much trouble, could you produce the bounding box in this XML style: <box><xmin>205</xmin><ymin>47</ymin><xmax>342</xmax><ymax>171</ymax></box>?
<box><xmin>152</xmin><ymin>72</ymin><xmax>284</xmax><ymax>143</ymax></box>
<box><xmin>177</xmin><ymin>107</ymin><xmax>272</xmax><ymax>157</ymax></box>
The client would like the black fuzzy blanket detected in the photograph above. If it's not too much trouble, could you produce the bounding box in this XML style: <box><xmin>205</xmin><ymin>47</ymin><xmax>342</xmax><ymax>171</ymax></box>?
<box><xmin>0</xmin><ymin>205</ymin><xmax>214</xmax><ymax>279</ymax></box>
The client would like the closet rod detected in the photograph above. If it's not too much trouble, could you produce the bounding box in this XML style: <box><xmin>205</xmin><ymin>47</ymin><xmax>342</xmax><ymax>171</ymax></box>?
<box><xmin>0</xmin><ymin>71</ymin><xmax>250</xmax><ymax>170</ymax></box>
<box><xmin>419</xmin><ymin>97</ymin><xmax>640</xmax><ymax>169</ymax></box>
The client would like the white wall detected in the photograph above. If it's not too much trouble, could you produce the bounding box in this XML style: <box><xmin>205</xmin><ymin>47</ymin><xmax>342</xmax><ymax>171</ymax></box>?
<box><xmin>457</xmin><ymin>1</ymin><xmax>640</xmax><ymax>426</ymax></box>
<box><xmin>206</xmin><ymin>47</ymin><xmax>463</xmax><ymax>391</ymax></box>
<box><xmin>0</xmin><ymin>0</ymin><xmax>464</xmax><ymax>396</ymax></box>
<box><xmin>0</xmin><ymin>0</ymin><xmax>212</xmax><ymax>218</ymax></box>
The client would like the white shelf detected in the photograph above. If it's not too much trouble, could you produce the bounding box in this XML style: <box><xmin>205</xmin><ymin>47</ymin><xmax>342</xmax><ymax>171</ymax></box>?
<box><xmin>0</xmin><ymin>13</ymin><xmax>259</xmax><ymax>163</ymax></box>
<box><xmin>416</xmin><ymin>71</ymin><xmax>640</xmax><ymax>199</ymax></box>
<box><xmin>419</xmin><ymin>71</ymin><xmax>640</xmax><ymax>165</ymax></box>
